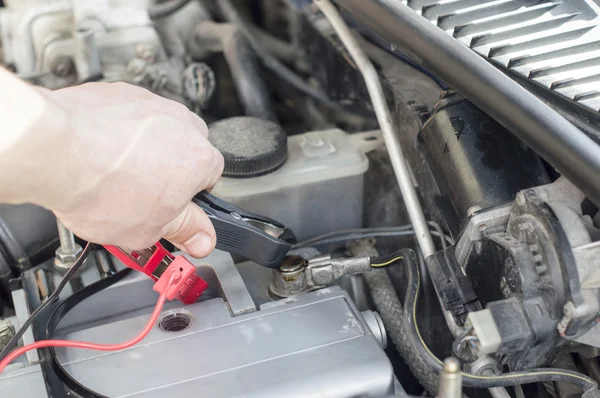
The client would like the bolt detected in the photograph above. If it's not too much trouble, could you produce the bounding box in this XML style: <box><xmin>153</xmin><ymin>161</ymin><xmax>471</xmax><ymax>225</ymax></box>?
<box><xmin>564</xmin><ymin>301</ymin><xmax>577</xmax><ymax>317</ymax></box>
<box><xmin>279</xmin><ymin>255</ymin><xmax>306</xmax><ymax>273</ymax></box>
<box><xmin>467</xmin><ymin>206</ymin><xmax>482</xmax><ymax>218</ymax></box>
<box><xmin>54</xmin><ymin>220</ymin><xmax>83</xmax><ymax>270</ymax></box>
<box><xmin>311</xmin><ymin>266</ymin><xmax>332</xmax><ymax>286</ymax></box>
<box><xmin>136</xmin><ymin>43</ymin><xmax>157</xmax><ymax>63</ymax></box>
<box><xmin>50</xmin><ymin>56</ymin><xmax>75</xmax><ymax>77</ymax></box>
<box><xmin>127</xmin><ymin>58</ymin><xmax>147</xmax><ymax>77</ymax></box>
<box><xmin>270</xmin><ymin>256</ymin><xmax>308</xmax><ymax>297</ymax></box>
<box><xmin>525</xmin><ymin>189</ymin><xmax>539</xmax><ymax>201</ymax></box>
<box><xmin>437</xmin><ymin>357</ymin><xmax>462</xmax><ymax>398</ymax></box>
<box><xmin>535</xmin><ymin>264</ymin><xmax>548</xmax><ymax>274</ymax></box>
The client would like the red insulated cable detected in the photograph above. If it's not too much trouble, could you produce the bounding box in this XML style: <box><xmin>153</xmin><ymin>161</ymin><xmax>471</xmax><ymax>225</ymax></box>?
<box><xmin>0</xmin><ymin>270</ymin><xmax>178</xmax><ymax>375</ymax></box>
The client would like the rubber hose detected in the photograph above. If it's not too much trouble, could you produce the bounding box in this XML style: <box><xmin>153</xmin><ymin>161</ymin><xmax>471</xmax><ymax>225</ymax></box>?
<box><xmin>223</xmin><ymin>30</ymin><xmax>277</xmax><ymax>122</ymax></box>
<box><xmin>194</xmin><ymin>21</ymin><xmax>277</xmax><ymax>122</ymax></box>
<box><xmin>363</xmin><ymin>268</ymin><xmax>439</xmax><ymax>395</ymax></box>
<box><xmin>148</xmin><ymin>0</ymin><xmax>191</xmax><ymax>20</ymax></box>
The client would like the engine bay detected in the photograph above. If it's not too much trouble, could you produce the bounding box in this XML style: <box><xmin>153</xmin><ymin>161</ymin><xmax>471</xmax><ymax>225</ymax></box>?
<box><xmin>2</xmin><ymin>0</ymin><xmax>600</xmax><ymax>397</ymax></box>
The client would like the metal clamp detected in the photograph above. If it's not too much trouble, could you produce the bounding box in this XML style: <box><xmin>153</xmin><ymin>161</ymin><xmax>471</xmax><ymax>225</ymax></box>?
<box><xmin>306</xmin><ymin>255</ymin><xmax>371</xmax><ymax>287</ymax></box>
<box><xmin>270</xmin><ymin>254</ymin><xmax>372</xmax><ymax>298</ymax></box>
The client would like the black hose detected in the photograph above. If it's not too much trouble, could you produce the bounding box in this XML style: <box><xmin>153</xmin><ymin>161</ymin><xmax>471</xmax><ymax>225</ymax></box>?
<box><xmin>194</xmin><ymin>21</ymin><xmax>277</xmax><ymax>122</ymax></box>
<box><xmin>222</xmin><ymin>30</ymin><xmax>277</xmax><ymax>122</ymax></box>
<box><xmin>216</xmin><ymin>0</ymin><xmax>343</xmax><ymax>111</ymax></box>
<box><xmin>399</xmin><ymin>249</ymin><xmax>598</xmax><ymax>392</ymax></box>
<box><xmin>333</xmin><ymin>0</ymin><xmax>600</xmax><ymax>207</ymax></box>
<box><xmin>363</xmin><ymin>267</ymin><xmax>440</xmax><ymax>395</ymax></box>
<box><xmin>148</xmin><ymin>0</ymin><xmax>191</xmax><ymax>20</ymax></box>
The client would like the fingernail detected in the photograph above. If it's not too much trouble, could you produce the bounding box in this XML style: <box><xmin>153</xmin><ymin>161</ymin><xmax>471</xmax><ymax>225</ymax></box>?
<box><xmin>183</xmin><ymin>232</ymin><xmax>213</xmax><ymax>257</ymax></box>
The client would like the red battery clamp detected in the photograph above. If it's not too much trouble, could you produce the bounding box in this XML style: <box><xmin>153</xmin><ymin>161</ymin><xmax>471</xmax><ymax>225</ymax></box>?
<box><xmin>104</xmin><ymin>243</ymin><xmax>208</xmax><ymax>305</ymax></box>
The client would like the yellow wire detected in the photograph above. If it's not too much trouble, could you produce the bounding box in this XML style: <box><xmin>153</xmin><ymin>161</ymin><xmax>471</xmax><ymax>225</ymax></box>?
<box><xmin>409</xmin><ymin>256</ymin><xmax>595</xmax><ymax>386</ymax></box>
<box><xmin>371</xmin><ymin>256</ymin><xmax>404</xmax><ymax>268</ymax></box>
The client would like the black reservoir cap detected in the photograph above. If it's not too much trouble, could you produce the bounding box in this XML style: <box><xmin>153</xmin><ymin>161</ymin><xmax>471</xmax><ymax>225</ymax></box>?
<box><xmin>208</xmin><ymin>117</ymin><xmax>288</xmax><ymax>178</ymax></box>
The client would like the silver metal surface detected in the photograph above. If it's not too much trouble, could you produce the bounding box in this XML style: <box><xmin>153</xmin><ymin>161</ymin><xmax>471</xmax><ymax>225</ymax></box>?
<box><xmin>11</xmin><ymin>289</ymin><xmax>38</xmax><ymax>365</ymax></box>
<box><xmin>2</xmin><ymin>286</ymin><xmax>394</xmax><ymax>397</ymax></box>
<box><xmin>185</xmin><ymin>251</ymin><xmax>256</xmax><ymax>317</ymax></box>
<box><xmin>465</xmin><ymin>357</ymin><xmax>510</xmax><ymax>398</ymax></box>
<box><xmin>54</xmin><ymin>219</ymin><xmax>83</xmax><ymax>270</ymax></box>
<box><xmin>465</xmin><ymin>355</ymin><xmax>501</xmax><ymax>377</ymax></box>
<box><xmin>315</xmin><ymin>0</ymin><xmax>436</xmax><ymax>259</ymax></box>
<box><xmin>243</xmin><ymin>218</ymin><xmax>285</xmax><ymax>238</ymax></box>
<box><xmin>404</xmin><ymin>0</ymin><xmax>600</xmax><ymax>114</ymax></box>
<box><xmin>0</xmin><ymin>0</ymin><xmax>207</xmax><ymax>99</ymax></box>
<box><xmin>1</xmin><ymin>247</ymin><xmax>397</xmax><ymax>397</ymax></box>
<box><xmin>437</xmin><ymin>358</ymin><xmax>462</xmax><ymax>398</ymax></box>
<box><xmin>361</xmin><ymin>309</ymin><xmax>387</xmax><ymax>349</ymax></box>
<box><xmin>488</xmin><ymin>387</ymin><xmax>512</xmax><ymax>398</ymax></box>
<box><xmin>58</xmin><ymin>286</ymin><xmax>392</xmax><ymax>398</ymax></box>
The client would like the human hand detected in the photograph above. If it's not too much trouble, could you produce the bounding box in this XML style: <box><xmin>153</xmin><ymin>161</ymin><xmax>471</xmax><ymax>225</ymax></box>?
<box><xmin>40</xmin><ymin>82</ymin><xmax>224</xmax><ymax>257</ymax></box>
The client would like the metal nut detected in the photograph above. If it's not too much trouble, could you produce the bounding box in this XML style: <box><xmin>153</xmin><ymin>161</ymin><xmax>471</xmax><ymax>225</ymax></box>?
<box><xmin>54</xmin><ymin>245</ymin><xmax>83</xmax><ymax>270</ymax></box>
<box><xmin>465</xmin><ymin>355</ymin><xmax>500</xmax><ymax>376</ymax></box>
<box><xmin>311</xmin><ymin>266</ymin><xmax>333</xmax><ymax>286</ymax></box>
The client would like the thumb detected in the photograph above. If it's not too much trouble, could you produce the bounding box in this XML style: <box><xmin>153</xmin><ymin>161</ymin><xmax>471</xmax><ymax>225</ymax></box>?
<box><xmin>163</xmin><ymin>202</ymin><xmax>216</xmax><ymax>258</ymax></box>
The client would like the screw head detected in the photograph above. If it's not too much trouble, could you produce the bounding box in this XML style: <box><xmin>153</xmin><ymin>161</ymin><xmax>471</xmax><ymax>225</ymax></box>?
<box><xmin>467</xmin><ymin>206</ymin><xmax>482</xmax><ymax>218</ymax></box>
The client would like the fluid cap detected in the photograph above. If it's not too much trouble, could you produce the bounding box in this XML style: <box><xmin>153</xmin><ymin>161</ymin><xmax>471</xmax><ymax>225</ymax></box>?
<box><xmin>208</xmin><ymin>117</ymin><xmax>288</xmax><ymax>178</ymax></box>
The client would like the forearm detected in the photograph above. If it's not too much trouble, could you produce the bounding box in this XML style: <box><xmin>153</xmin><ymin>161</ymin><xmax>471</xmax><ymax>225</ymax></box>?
<box><xmin>0</xmin><ymin>67</ymin><xmax>70</xmax><ymax>206</ymax></box>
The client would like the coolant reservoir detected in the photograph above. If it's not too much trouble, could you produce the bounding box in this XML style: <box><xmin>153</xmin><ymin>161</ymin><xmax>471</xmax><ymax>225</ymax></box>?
<box><xmin>210</xmin><ymin>119</ymin><xmax>370</xmax><ymax>241</ymax></box>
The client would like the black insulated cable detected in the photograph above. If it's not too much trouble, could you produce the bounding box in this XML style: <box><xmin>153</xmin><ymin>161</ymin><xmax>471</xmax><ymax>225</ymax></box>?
<box><xmin>332</xmin><ymin>0</ymin><xmax>600</xmax><ymax>208</ymax></box>
<box><xmin>0</xmin><ymin>242</ymin><xmax>95</xmax><ymax>361</ymax></box>
<box><xmin>45</xmin><ymin>268</ymin><xmax>133</xmax><ymax>398</ymax></box>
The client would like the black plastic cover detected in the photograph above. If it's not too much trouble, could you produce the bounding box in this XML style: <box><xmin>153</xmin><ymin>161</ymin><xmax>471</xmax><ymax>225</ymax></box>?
<box><xmin>426</xmin><ymin>246</ymin><xmax>481</xmax><ymax>326</ymax></box>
